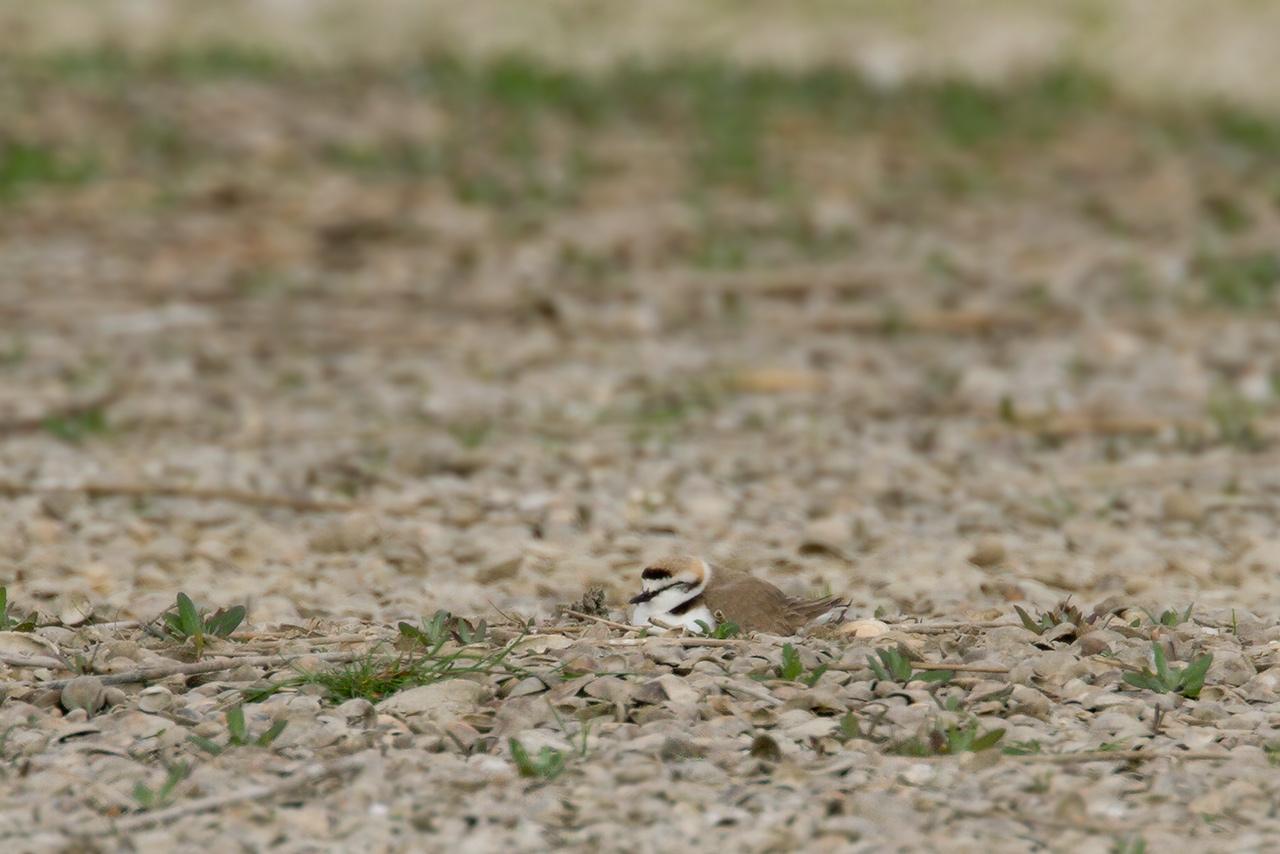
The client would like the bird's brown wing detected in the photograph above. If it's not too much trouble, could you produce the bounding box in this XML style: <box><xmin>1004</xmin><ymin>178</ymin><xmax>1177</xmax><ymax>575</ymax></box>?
<box><xmin>703</xmin><ymin>567</ymin><xmax>840</xmax><ymax>635</ymax></box>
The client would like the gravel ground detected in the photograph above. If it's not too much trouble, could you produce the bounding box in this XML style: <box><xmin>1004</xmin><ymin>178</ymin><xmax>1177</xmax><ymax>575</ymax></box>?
<box><xmin>3</xmin><ymin>5</ymin><xmax>1280</xmax><ymax>852</ymax></box>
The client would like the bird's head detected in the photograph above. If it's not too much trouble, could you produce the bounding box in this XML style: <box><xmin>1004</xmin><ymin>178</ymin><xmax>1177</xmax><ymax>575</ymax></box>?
<box><xmin>628</xmin><ymin>555</ymin><xmax>710</xmax><ymax>605</ymax></box>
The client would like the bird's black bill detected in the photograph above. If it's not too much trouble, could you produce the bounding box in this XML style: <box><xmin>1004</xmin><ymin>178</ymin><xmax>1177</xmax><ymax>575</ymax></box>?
<box><xmin>629</xmin><ymin>589</ymin><xmax>658</xmax><ymax>605</ymax></box>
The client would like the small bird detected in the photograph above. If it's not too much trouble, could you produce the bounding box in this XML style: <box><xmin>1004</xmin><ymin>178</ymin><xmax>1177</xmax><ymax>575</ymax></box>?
<box><xmin>628</xmin><ymin>555</ymin><xmax>847</xmax><ymax>635</ymax></box>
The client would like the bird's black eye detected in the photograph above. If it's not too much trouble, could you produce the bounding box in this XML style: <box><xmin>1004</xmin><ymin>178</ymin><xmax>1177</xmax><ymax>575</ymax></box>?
<box><xmin>641</xmin><ymin>567</ymin><xmax>672</xmax><ymax>581</ymax></box>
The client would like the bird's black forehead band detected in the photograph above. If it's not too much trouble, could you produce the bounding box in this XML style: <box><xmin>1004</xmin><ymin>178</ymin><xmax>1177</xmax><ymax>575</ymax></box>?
<box><xmin>629</xmin><ymin>588</ymin><xmax>659</xmax><ymax>604</ymax></box>
<box><xmin>629</xmin><ymin>579</ymin><xmax>691</xmax><ymax>604</ymax></box>
<box><xmin>641</xmin><ymin>567</ymin><xmax>672</xmax><ymax>580</ymax></box>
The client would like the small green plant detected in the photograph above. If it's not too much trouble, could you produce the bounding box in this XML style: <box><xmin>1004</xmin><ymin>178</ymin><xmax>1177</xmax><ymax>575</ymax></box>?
<box><xmin>777</xmin><ymin>643</ymin><xmax>804</xmax><ymax>680</ymax></box>
<box><xmin>162</xmin><ymin>593</ymin><xmax>246</xmax><ymax>657</ymax></box>
<box><xmin>1207</xmin><ymin>389</ymin><xmax>1265</xmax><ymax>451</ymax></box>
<box><xmin>0</xmin><ymin>587</ymin><xmax>36</xmax><ymax>632</ymax></box>
<box><xmin>998</xmin><ymin>395</ymin><xmax>1018</xmax><ymax>424</ymax></box>
<box><xmin>776</xmin><ymin>643</ymin><xmax>829</xmax><ymax>687</ymax></box>
<box><xmin>1143</xmin><ymin>604</ymin><xmax>1194</xmax><ymax>627</ymax></box>
<box><xmin>0</xmin><ymin>141</ymin><xmax>97</xmax><ymax>201</ymax></box>
<box><xmin>891</xmin><ymin>721</ymin><xmax>1005</xmax><ymax>756</ymax></box>
<box><xmin>695</xmin><ymin>619</ymin><xmax>741</xmax><ymax>639</ymax></box>
<box><xmin>281</xmin><ymin>625</ymin><xmax>525</xmax><ymax>704</ymax></box>
<box><xmin>1122</xmin><ymin>644</ymin><xmax>1212</xmax><ymax>699</ymax></box>
<box><xmin>1035</xmin><ymin>492</ymin><xmax>1079</xmax><ymax>524</ymax></box>
<box><xmin>509</xmin><ymin>737</ymin><xmax>567</xmax><ymax>780</ymax></box>
<box><xmin>867</xmin><ymin>648</ymin><xmax>953</xmax><ymax>685</ymax></box>
<box><xmin>1110</xmin><ymin>836</ymin><xmax>1147</xmax><ymax>854</ymax></box>
<box><xmin>1014</xmin><ymin>599</ymin><xmax>1095</xmax><ymax>636</ymax></box>
<box><xmin>837</xmin><ymin>711</ymin><xmax>861</xmax><ymax>741</ymax></box>
<box><xmin>1025</xmin><ymin>772</ymin><xmax>1052</xmax><ymax>794</ymax></box>
<box><xmin>42</xmin><ymin>407</ymin><xmax>109</xmax><ymax>443</ymax></box>
<box><xmin>189</xmin><ymin>705</ymin><xmax>287</xmax><ymax>755</ymax></box>
<box><xmin>132</xmin><ymin>762</ymin><xmax>190</xmax><ymax>809</ymax></box>
<box><xmin>0</xmin><ymin>337</ymin><xmax>26</xmax><ymax>367</ymax></box>
<box><xmin>509</xmin><ymin>697</ymin><xmax>594</xmax><ymax>778</ymax></box>
<box><xmin>447</xmin><ymin>420</ymin><xmax>493</xmax><ymax>449</ymax></box>
<box><xmin>398</xmin><ymin>610</ymin><xmax>487</xmax><ymax>647</ymax></box>
<box><xmin>1199</xmin><ymin>250</ymin><xmax>1278</xmax><ymax>310</ymax></box>
<box><xmin>1002</xmin><ymin>739</ymin><xmax>1043</xmax><ymax>756</ymax></box>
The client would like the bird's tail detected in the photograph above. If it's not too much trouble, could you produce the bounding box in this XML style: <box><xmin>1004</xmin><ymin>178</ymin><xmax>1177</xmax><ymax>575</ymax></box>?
<box><xmin>793</xmin><ymin>595</ymin><xmax>849</xmax><ymax>624</ymax></box>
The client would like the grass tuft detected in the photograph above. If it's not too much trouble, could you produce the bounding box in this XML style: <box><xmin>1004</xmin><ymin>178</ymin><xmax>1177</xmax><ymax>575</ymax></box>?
<box><xmin>189</xmin><ymin>705</ymin><xmax>287</xmax><ymax>755</ymax></box>
<box><xmin>0</xmin><ymin>141</ymin><xmax>97</xmax><ymax>201</ymax></box>
<box><xmin>1199</xmin><ymin>251</ymin><xmax>1279</xmax><ymax>309</ymax></box>
<box><xmin>891</xmin><ymin>721</ymin><xmax>1005</xmax><ymax>756</ymax></box>
<box><xmin>1122</xmin><ymin>643</ymin><xmax>1212</xmax><ymax>699</ymax></box>
<box><xmin>279</xmin><ymin>619</ymin><xmax>522</xmax><ymax>704</ymax></box>
<box><xmin>0</xmin><ymin>587</ymin><xmax>36</xmax><ymax>632</ymax></box>
<box><xmin>867</xmin><ymin>648</ymin><xmax>953</xmax><ymax>686</ymax></box>
<box><xmin>162</xmin><ymin>593</ymin><xmax>246</xmax><ymax>658</ymax></box>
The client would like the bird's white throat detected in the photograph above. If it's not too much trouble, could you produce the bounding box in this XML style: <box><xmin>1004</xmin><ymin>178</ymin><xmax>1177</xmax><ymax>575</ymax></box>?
<box><xmin>632</xmin><ymin>599</ymin><xmax>721</xmax><ymax>632</ymax></box>
<box><xmin>629</xmin><ymin>573</ymin><xmax>716</xmax><ymax>632</ymax></box>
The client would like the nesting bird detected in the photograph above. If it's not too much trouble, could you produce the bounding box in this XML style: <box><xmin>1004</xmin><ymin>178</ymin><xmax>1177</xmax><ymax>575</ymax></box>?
<box><xmin>628</xmin><ymin>555</ymin><xmax>847</xmax><ymax>635</ymax></box>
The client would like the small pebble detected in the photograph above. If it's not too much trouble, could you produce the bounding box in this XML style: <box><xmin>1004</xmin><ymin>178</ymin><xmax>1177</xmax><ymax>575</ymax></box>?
<box><xmin>60</xmin><ymin>676</ymin><xmax>107</xmax><ymax>716</ymax></box>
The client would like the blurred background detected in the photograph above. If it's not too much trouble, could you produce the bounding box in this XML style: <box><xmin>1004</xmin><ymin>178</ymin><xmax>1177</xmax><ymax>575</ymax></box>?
<box><xmin>1</xmin><ymin>0</ymin><xmax>1279</xmax><ymax>626</ymax></box>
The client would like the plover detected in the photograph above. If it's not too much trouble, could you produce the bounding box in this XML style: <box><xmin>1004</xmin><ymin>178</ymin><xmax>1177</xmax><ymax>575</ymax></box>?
<box><xmin>628</xmin><ymin>555</ymin><xmax>847</xmax><ymax>635</ymax></box>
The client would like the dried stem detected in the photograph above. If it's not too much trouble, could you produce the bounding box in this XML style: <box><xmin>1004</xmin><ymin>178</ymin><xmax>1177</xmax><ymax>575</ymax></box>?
<box><xmin>606</xmin><ymin>637</ymin><xmax>743</xmax><ymax>648</ymax></box>
<box><xmin>880</xmin><ymin>621</ymin><xmax>1016</xmax><ymax>635</ymax></box>
<box><xmin>562</xmin><ymin>610</ymin><xmax>636</xmax><ymax>632</ymax></box>
<box><xmin>105</xmin><ymin>755</ymin><xmax>367</xmax><ymax>834</ymax></box>
<box><xmin>1005</xmin><ymin>749</ymin><xmax>1231</xmax><ymax>764</ymax></box>
<box><xmin>914</xmin><ymin>662</ymin><xmax>1009</xmax><ymax>674</ymax></box>
<box><xmin>1</xmin><ymin>650</ymin><xmax>362</xmax><ymax>693</ymax></box>
<box><xmin>0</xmin><ymin>652</ymin><xmax>66</xmax><ymax>670</ymax></box>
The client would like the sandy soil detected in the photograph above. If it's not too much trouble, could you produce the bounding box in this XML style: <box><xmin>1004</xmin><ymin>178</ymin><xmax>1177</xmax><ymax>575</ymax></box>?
<box><xmin>2</xmin><ymin>5</ymin><xmax>1280</xmax><ymax>852</ymax></box>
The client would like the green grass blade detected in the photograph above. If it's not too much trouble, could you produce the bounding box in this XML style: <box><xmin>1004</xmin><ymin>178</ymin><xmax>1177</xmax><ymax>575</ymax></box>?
<box><xmin>971</xmin><ymin>728</ymin><xmax>1006</xmax><ymax>751</ymax></box>
<box><xmin>802</xmin><ymin>663</ymin><xmax>829</xmax><ymax>688</ymax></box>
<box><xmin>1179</xmin><ymin>653</ymin><xmax>1213</xmax><ymax>698</ymax></box>
<box><xmin>188</xmin><ymin>734</ymin><xmax>223</xmax><ymax>755</ymax></box>
<box><xmin>256</xmin><ymin>719</ymin><xmax>288</xmax><ymax>747</ymax></box>
<box><xmin>176</xmin><ymin>593</ymin><xmax>201</xmax><ymax>637</ymax></box>
<box><xmin>779</xmin><ymin>643</ymin><xmax>803</xmax><ymax>681</ymax></box>
<box><xmin>226</xmin><ymin>704</ymin><xmax>247</xmax><ymax>744</ymax></box>
<box><xmin>1152</xmin><ymin>643</ymin><xmax>1170</xmax><ymax>683</ymax></box>
<box><xmin>914</xmin><ymin>669</ymin><xmax>954</xmax><ymax>684</ymax></box>
<box><xmin>206</xmin><ymin>605</ymin><xmax>246</xmax><ymax>637</ymax></box>
<box><xmin>1013</xmin><ymin>605</ymin><xmax>1042</xmax><ymax>635</ymax></box>
<box><xmin>510</xmin><ymin>738</ymin><xmax>535</xmax><ymax>776</ymax></box>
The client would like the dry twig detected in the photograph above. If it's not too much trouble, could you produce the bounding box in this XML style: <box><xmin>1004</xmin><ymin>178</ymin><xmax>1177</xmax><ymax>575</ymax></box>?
<box><xmin>1005</xmin><ymin>749</ymin><xmax>1231</xmax><ymax>764</ymax></box>
<box><xmin>813</xmin><ymin>308</ymin><xmax>1042</xmax><ymax>336</ymax></box>
<box><xmin>914</xmin><ymin>662</ymin><xmax>1010</xmax><ymax>674</ymax></box>
<box><xmin>561</xmin><ymin>610</ymin><xmax>637</xmax><ymax>632</ymax></box>
<box><xmin>105</xmin><ymin>755</ymin><xmax>367</xmax><ymax>834</ymax></box>
<box><xmin>1</xmin><ymin>650</ymin><xmax>362</xmax><ymax>693</ymax></box>
<box><xmin>0</xmin><ymin>652</ymin><xmax>66</xmax><ymax>670</ymax></box>
<box><xmin>881</xmin><ymin>621</ymin><xmax>1015</xmax><ymax>634</ymax></box>
<box><xmin>606</xmin><ymin>637</ymin><xmax>743</xmax><ymax>648</ymax></box>
<box><xmin>714</xmin><ymin>678</ymin><xmax>784</xmax><ymax>706</ymax></box>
